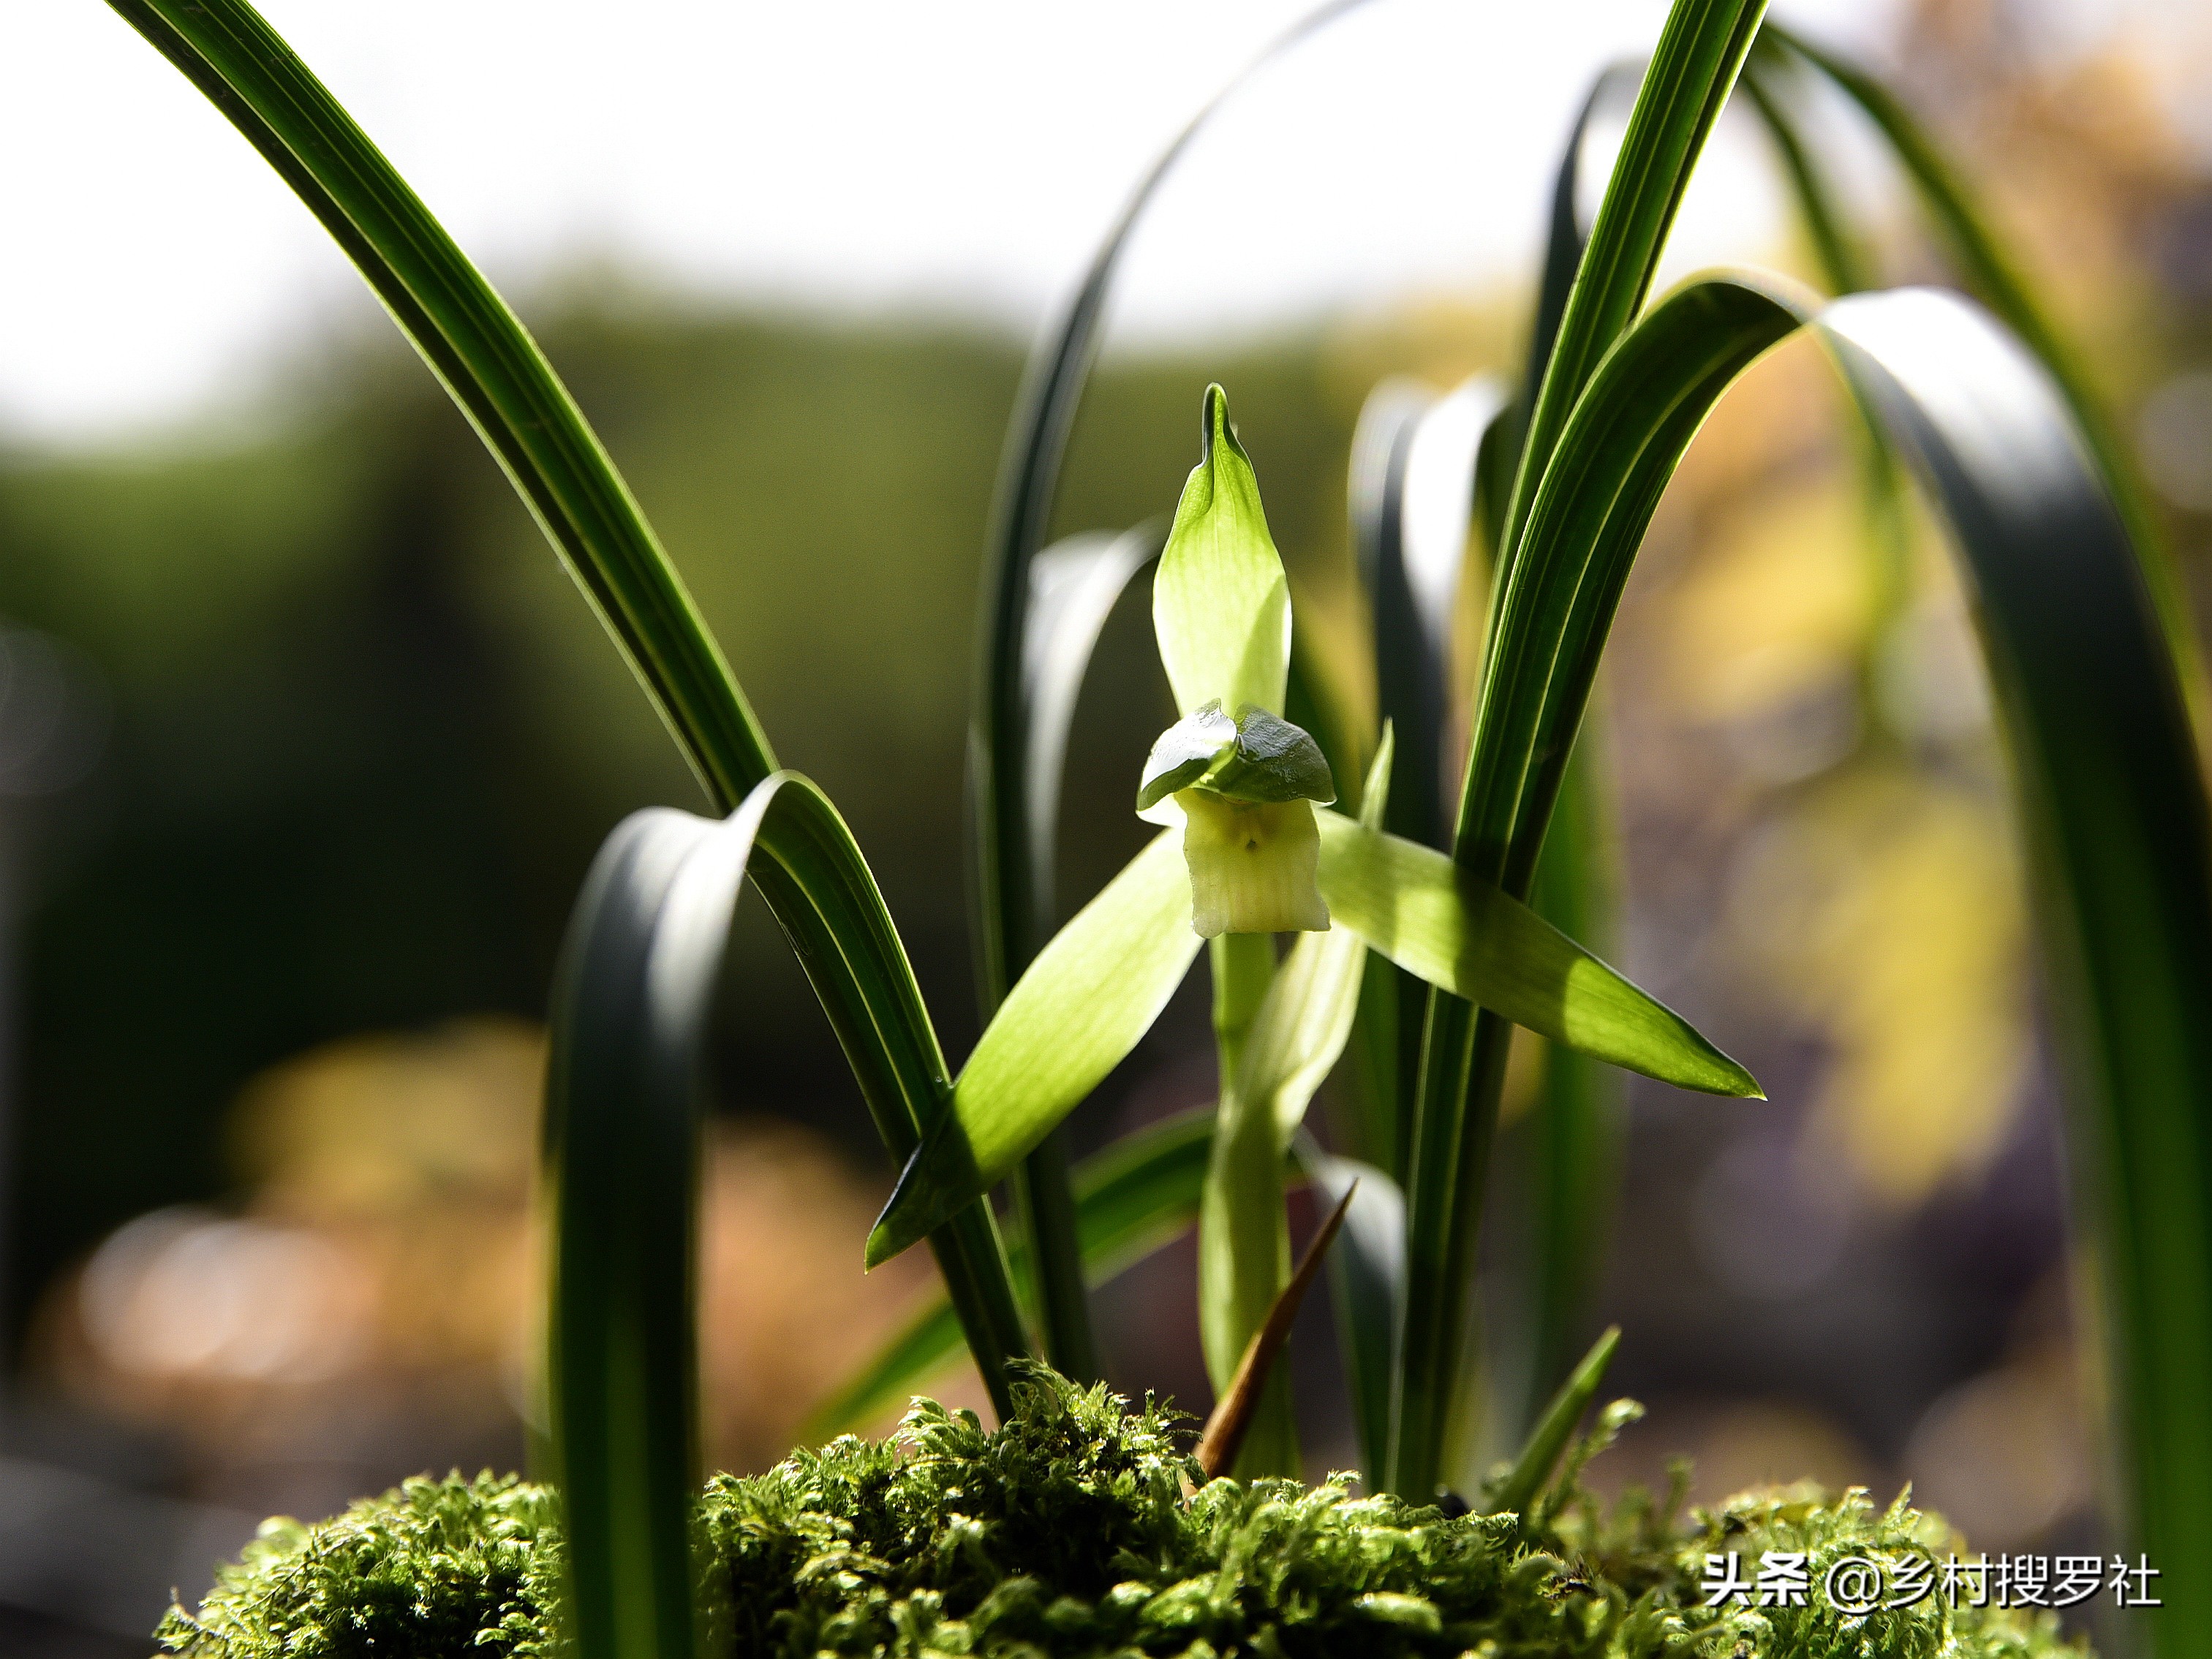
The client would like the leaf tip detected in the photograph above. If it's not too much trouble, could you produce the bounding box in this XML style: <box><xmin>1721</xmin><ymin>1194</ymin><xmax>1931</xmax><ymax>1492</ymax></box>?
<box><xmin>865</xmin><ymin>1171</ymin><xmax>926</xmax><ymax>1269</ymax></box>
<box><xmin>862</xmin><ymin>1220</ymin><xmax>900</xmax><ymax>1271</ymax></box>
<box><xmin>1689</xmin><ymin>1036</ymin><xmax>1764</xmax><ymax>1100</ymax></box>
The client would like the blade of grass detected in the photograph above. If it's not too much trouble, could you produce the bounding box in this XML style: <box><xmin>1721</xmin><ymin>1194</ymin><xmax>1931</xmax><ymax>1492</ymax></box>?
<box><xmin>1392</xmin><ymin>0</ymin><xmax>1773</xmax><ymax>1501</ymax></box>
<box><xmin>1023</xmin><ymin>526</ymin><xmax>1169</xmax><ymax>920</ymax></box>
<box><xmin>1737</xmin><ymin>44</ymin><xmax>1871</xmax><ymax>295</ymax></box>
<box><xmin>1355</xmin><ymin>382</ymin><xmax>1504</xmax><ymax>850</ymax></box>
<box><xmin>1763</xmin><ymin>21</ymin><xmax>2208</xmax><ymax>741</ymax></box>
<box><xmin>107</xmin><ymin>0</ymin><xmax>768</xmax><ymax>801</ymax></box>
<box><xmin>1347</xmin><ymin>384</ymin><xmax>1436</xmax><ymax>1184</ymax></box>
<box><xmin>1406</xmin><ymin>253</ymin><xmax>2212</xmax><ymax>1616</ymax></box>
<box><xmin>755</xmin><ymin>777</ymin><xmax>1031</xmax><ymax>1412</ymax></box>
<box><xmin>1353</xmin><ymin>378</ymin><xmax>1509</xmax><ymax>1184</ymax></box>
<box><xmin>106</xmin><ymin>0</ymin><xmax>1034</xmax><ymax>1411</ymax></box>
<box><xmin>1737</xmin><ymin>42</ymin><xmax>1916</xmax><ymax>730</ymax></box>
<box><xmin>1495</xmin><ymin>0</ymin><xmax>1768</xmax><ymax>589</ymax></box>
<box><xmin>1485</xmin><ymin>1325</ymin><xmax>1620</xmax><ymax>1521</ymax></box>
<box><xmin>1519</xmin><ymin>59</ymin><xmax>1649</xmax><ymax>439</ymax></box>
<box><xmin>970</xmin><ymin>0</ymin><xmax>1376</xmax><ymax>1382</ymax></box>
<box><xmin>1497</xmin><ymin>75</ymin><xmax>1634</xmax><ymax>1437</ymax></box>
<box><xmin>805</xmin><ymin>1107</ymin><xmax>1217</xmax><ymax>1443</ymax></box>
<box><xmin>1397</xmin><ymin>273</ymin><xmax>1804</xmax><ymax>1499</ymax></box>
<box><xmin>546</xmin><ymin>774</ymin><xmax>1061</xmax><ymax>1658</ymax></box>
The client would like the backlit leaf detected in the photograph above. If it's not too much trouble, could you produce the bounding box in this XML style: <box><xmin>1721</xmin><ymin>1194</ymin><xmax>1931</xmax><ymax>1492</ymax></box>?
<box><xmin>1314</xmin><ymin>806</ymin><xmax>1759</xmax><ymax>1097</ymax></box>
<box><xmin>867</xmin><ymin>831</ymin><xmax>1200</xmax><ymax>1267</ymax></box>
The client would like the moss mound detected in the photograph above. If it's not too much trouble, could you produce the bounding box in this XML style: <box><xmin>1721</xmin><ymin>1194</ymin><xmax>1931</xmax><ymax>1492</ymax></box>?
<box><xmin>159</xmin><ymin>1367</ymin><xmax>2080</xmax><ymax>1659</ymax></box>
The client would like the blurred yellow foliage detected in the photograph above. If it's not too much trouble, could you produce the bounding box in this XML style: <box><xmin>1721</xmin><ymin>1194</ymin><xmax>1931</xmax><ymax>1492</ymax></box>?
<box><xmin>1661</xmin><ymin>477</ymin><xmax>1873</xmax><ymax>722</ymax></box>
<box><xmin>41</xmin><ymin>1019</ymin><xmax>940</xmax><ymax>1475</ymax></box>
<box><xmin>230</xmin><ymin>1019</ymin><xmax>543</xmax><ymax>1218</ymax></box>
<box><xmin>1730</xmin><ymin>769</ymin><xmax>2028</xmax><ymax>1205</ymax></box>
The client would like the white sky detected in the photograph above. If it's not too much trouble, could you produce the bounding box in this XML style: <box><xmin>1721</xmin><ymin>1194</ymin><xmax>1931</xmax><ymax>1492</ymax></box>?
<box><xmin>0</xmin><ymin>0</ymin><xmax>2071</xmax><ymax>445</ymax></box>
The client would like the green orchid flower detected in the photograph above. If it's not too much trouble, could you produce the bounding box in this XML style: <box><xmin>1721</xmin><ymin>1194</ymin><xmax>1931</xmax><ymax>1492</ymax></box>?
<box><xmin>1138</xmin><ymin>700</ymin><xmax>1336</xmax><ymax>937</ymax></box>
<box><xmin>868</xmin><ymin>387</ymin><xmax>1759</xmax><ymax>1469</ymax></box>
<box><xmin>1132</xmin><ymin>394</ymin><xmax>1337</xmax><ymax>939</ymax></box>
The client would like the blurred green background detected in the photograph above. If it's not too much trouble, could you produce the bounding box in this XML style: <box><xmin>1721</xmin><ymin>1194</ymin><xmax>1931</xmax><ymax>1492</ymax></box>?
<box><xmin>0</xmin><ymin>310</ymin><xmax>1373</xmax><ymax>1329</ymax></box>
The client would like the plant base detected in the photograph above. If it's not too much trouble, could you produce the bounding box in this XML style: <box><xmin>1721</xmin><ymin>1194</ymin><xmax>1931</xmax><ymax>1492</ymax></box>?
<box><xmin>159</xmin><ymin>1367</ymin><xmax>2085</xmax><ymax>1659</ymax></box>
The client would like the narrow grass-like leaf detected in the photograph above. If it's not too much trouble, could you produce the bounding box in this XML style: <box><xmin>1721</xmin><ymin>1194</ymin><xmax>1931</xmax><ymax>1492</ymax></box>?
<box><xmin>109</xmin><ymin>0</ymin><xmax>1033</xmax><ymax>1405</ymax></box>
<box><xmin>1495</xmin><ymin>0</ymin><xmax>1768</xmax><ymax>586</ymax></box>
<box><xmin>1737</xmin><ymin>45</ymin><xmax>1872</xmax><ymax>296</ymax></box>
<box><xmin>545</xmin><ymin>775</ymin><xmax>1038</xmax><ymax>1659</ymax></box>
<box><xmin>1819</xmin><ymin>287</ymin><xmax>2212</xmax><ymax>1636</ymax></box>
<box><xmin>1296</xmin><ymin>1136</ymin><xmax>1406</xmax><ymax>1481</ymax></box>
<box><xmin>1348</xmin><ymin>370</ymin><xmax>1508</xmax><ymax>1174</ymax></box>
<box><xmin>804</xmin><ymin>1108</ymin><xmax>1216</xmax><ymax>1442</ymax></box>
<box><xmin>752</xmin><ymin>779</ymin><xmax>1030</xmax><ymax>1402</ymax></box>
<box><xmin>1394</xmin><ymin>0</ymin><xmax>1772</xmax><ymax>1499</ymax></box>
<box><xmin>1520</xmin><ymin>61</ymin><xmax>1648</xmax><ymax>427</ymax></box>
<box><xmin>1487</xmin><ymin>1326</ymin><xmax>1621</xmax><ymax>1520</ymax></box>
<box><xmin>1403</xmin><ymin>254</ymin><xmax>2212</xmax><ymax>1605</ymax></box>
<box><xmin>1737</xmin><ymin>43</ymin><xmax>1917</xmax><ymax>722</ymax></box>
<box><xmin>107</xmin><ymin>0</ymin><xmax>769</xmax><ymax>804</ymax></box>
<box><xmin>1154</xmin><ymin>386</ymin><xmax>1292</xmax><ymax>719</ymax></box>
<box><xmin>546</xmin><ymin>803</ymin><xmax>765</xmax><ymax>1659</ymax></box>
<box><xmin>869</xmin><ymin>831</ymin><xmax>1200</xmax><ymax>1267</ymax></box>
<box><xmin>1313</xmin><ymin>807</ymin><xmax>1756</xmax><ymax>1096</ymax></box>
<box><xmin>1391</xmin><ymin>271</ymin><xmax>1800</xmax><ymax>1498</ymax></box>
<box><xmin>1024</xmin><ymin>525</ymin><xmax>1168</xmax><ymax>917</ymax></box>
<box><xmin>1501</xmin><ymin>70</ymin><xmax>1634</xmax><ymax>1434</ymax></box>
<box><xmin>1354</xmin><ymin>379</ymin><xmax>1506</xmax><ymax>850</ymax></box>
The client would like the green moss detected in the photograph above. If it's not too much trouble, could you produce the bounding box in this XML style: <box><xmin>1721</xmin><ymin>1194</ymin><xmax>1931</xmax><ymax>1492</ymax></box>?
<box><xmin>158</xmin><ymin>1367</ymin><xmax>2085</xmax><ymax>1659</ymax></box>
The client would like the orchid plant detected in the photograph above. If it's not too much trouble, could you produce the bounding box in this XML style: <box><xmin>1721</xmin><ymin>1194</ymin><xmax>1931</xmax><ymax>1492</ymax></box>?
<box><xmin>90</xmin><ymin>0</ymin><xmax>2212</xmax><ymax>1654</ymax></box>
<box><xmin>863</xmin><ymin>382</ymin><xmax>1754</xmax><ymax>1475</ymax></box>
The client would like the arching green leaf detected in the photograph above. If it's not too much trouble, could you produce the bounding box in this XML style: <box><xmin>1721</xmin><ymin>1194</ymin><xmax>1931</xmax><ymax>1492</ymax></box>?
<box><xmin>1821</xmin><ymin>287</ymin><xmax>2212</xmax><ymax>1626</ymax></box>
<box><xmin>106</xmin><ymin>0</ymin><xmax>1034</xmax><ymax>1421</ymax></box>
